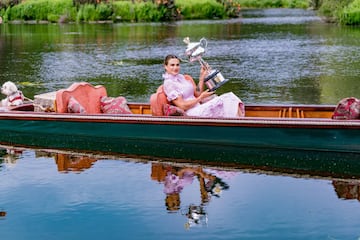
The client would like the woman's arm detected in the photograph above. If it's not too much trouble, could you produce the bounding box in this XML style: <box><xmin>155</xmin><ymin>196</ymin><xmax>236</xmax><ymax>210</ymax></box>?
<box><xmin>172</xmin><ymin>90</ymin><xmax>213</xmax><ymax>111</ymax></box>
<box><xmin>194</xmin><ymin>65</ymin><xmax>207</xmax><ymax>97</ymax></box>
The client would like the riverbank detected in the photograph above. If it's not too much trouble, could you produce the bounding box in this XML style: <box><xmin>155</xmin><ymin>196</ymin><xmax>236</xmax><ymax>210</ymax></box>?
<box><xmin>318</xmin><ymin>0</ymin><xmax>360</xmax><ymax>25</ymax></box>
<box><xmin>0</xmin><ymin>0</ymin><xmax>359</xmax><ymax>25</ymax></box>
<box><xmin>0</xmin><ymin>0</ymin><xmax>309</xmax><ymax>24</ymax></box>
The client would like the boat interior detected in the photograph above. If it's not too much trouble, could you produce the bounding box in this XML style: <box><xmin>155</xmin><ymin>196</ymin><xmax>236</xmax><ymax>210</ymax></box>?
<box><xmin>8</xmin><ymin>82</ymin><xmax>336</xmax><ymax>119</ymax></box>
<box><xmin>127</xmin><ymin>103</ymin><xmax>335</xmax><ymax>119</ymax></box>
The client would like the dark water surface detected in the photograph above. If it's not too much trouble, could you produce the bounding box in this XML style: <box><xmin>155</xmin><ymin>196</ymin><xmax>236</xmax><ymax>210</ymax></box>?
<box><xmin>1</xmin><ymin>9</ymin><xmax>360</xmax><ymax>239</ymax></box>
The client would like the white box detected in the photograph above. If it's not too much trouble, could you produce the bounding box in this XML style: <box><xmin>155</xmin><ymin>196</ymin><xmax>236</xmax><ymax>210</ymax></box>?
<box><xmin>33</xmin><ymin>91</ymin><xmax>56</xmax><ymax>112</ymax></box>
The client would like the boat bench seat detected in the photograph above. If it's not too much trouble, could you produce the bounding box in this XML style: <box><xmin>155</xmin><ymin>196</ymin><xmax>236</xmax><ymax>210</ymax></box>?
<box><xmin>278</xmin><ymin>107</ymin><xmax>304</xmax><ymax>118</ymax></box>
<box><xmin>56</xmin><ymin>82</ymin><xmax>107</xmax><ymax>114</ymax></box>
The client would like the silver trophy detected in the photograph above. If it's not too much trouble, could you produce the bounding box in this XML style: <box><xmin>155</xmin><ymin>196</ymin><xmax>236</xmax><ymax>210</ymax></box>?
<box><xmin>183</xmin><ymin>37</ymin><xmax>228</xmax><ymax>91</ymax></box>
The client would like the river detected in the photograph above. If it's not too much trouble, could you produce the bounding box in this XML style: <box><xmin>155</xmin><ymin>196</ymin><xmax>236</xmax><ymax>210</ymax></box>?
<box><xmin>1</xmin><ymin>8</ymin><xmax>360</xmax><ymax>240</ymax></box>
<box><xmin>1</xmin><ymin>9</ymin><xmax>360</xmax><ymax>105</ymax></box>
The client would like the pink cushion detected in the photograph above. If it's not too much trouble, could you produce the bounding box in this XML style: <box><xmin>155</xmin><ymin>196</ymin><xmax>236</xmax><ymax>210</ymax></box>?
<box><xmin>150</xmin><ymin>85</ymin><xmax>169</xmax><ymax>116</ymax></box>
<box><xmin>56</xmin><ymin>82</ymin><xmax>107</xmax><ymax>114</ymax></box>
<box><xmin>163</xmin><ymin>104</ymin><xmax>186</xmax><ymax>116</ymax></box>
<box><xmin>100</xmin><ymin>96</ymin><xmax>132</xmax><ymax>114</ymax></box>
<box><xmin>332</xmin><ymin>97</ymin><xmax>360</xmax><ymax>120</ymax></box>
<box><xmin>67</xmin><ymin>96</ymin><xmax>86</xmax><ymax>113</ymax></box>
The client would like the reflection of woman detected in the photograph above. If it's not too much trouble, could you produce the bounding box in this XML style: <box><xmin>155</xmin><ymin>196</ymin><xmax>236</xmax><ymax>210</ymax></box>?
<box><xmin>163</xmin><ymin>54</ymin><xmax>245</xmax><ymax>118</ymax></box>
<box><xmin>164</xmin><ymin>169</ymin><xmax>195</xmax><ymax>194</ymax></box>
<box><xmin>151</xmin><ymin>163</ymin><xmax>233</xmax><ymax>212</ymax></box>
<box><xmin>165</xmin><ymin>193</ymin><xmax>181</xmax><ymax>212</ymax></box>
<box><xmin>164</xmin><ymin>168</ymin><xmax>195</xmax><ymax>212</ymax></box>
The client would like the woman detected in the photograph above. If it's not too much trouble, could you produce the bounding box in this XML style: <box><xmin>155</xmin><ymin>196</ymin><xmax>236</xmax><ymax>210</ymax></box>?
<box><xmin>163</xmin><ymin>54</ymin><xmax>245</xmax><ymax>118</ymax></box>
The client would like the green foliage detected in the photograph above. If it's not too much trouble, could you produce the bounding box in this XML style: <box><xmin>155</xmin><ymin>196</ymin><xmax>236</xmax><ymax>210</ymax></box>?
<box><xmin>96</xmin><ymin>3</ymin><xmax>112</xmax><ymax>20</ymax></box>
<box><xmin>22</xmin><ymin>2</ymin><xmax>41</xmax><ymax>20</ymax></box>
<box><xmin>6</xmin><ymin>0</ymin><xmax>75</xmax><ymax>22</ymax></box>
<box><xmin>1</xmin><ymin>0</ymin><xmax>238</xmax><ymax>23</ymax></box>
<box><xmin>76</xmin><ymin>3</ymin><xmax>113</xmax><ymax>22</ymax></box>
<box><xmin>218</xmin><ymin>0</ymin><xmax>241</xmax><ymax>17</ymax></box>
<box><xmin>112</xmin><ymin>1</ymin><xmax>136</xmax><ymax>22</ymax></box>
<box><xmin>178</xmin><ymin>0</ymin><xmax>226</xmax><ymax>19</ymax></box>
<box><xmin>316</xmin><ymin>0</ymin><xmax>360</xmax><ymax>25</ymax></box>
<box><xmin>113</xmin><ymin>1</ymin><xmax>166</xmax><ymax>22</ymax></box>
<box><xmin>135</xmin><ymin>2</ymin><xmax>162</xmax><ymax>22</ymax></box>
<box><xmin>82</xmin><ymin>4</ymin><xmax>96</xmax><ymax>21</ymax></box>
<box><xmin>0</xmin><ymin>6</ymin><xmax>10</xmax><ymax>22</ymax></box>
<box><xmin>318</xmin><ymin>0</ymin><xmax>352</xmax><ymax>21</ymax></box>
<box><xmin>339</xmin><ymin>0</ymin><xmax>360</xmax><ymax>25</ymax></box>
<box><xmin>7</xmin><ymin>4</ymin><xmax>23</xmax><ymax>20</ymax></box>
<box><xmin>1</xmin><ymin>0</ymin><xmax>312</xmax><ymax>24</ymax></box>
<box><xmin>285</xmin><ymin>0</ymin><xmax>309</xmax><ymax>8</ymax></box>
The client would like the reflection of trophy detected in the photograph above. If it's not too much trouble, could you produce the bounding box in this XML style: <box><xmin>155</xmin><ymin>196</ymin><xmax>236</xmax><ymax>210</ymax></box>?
<box><xmin>183</xmin><ymin>37</ymin><xmax>229</xmax><ymax>91</ymax></box>
<box><xmin>182</xmin><ymin>204</ymin><xmax>208</xmax><ymax>229</ymax></box>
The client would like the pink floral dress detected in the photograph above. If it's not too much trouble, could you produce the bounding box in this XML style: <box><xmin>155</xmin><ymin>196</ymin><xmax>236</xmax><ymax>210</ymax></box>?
<box><xmin>163</xmin><ymin>72</ymin><xmax>245</xmax><ymax>118</ymax></box>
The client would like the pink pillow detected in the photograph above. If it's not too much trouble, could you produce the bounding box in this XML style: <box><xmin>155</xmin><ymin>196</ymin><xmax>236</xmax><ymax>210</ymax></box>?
<box><xmin>332</xmin><ymin>97</ymin><xmax>360</xmax><ymax>120</ymax></box>
<box><xmin>100</xmin><ymin>96</ymin><xmax>132</xmax><ymax>114</ymax></box>
<box><xmin>67</xmin><ymin>96</ymin><xmax>86</xmax><ymax>113</ymax></box>
<box><xmin>163</xmin><ymin>104</ymin><xmax>186</xmax><ymax>116</ymax></box>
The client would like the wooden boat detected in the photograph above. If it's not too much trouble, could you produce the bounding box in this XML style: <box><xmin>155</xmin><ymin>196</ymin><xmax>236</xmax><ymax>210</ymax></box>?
<box><xmin>0</xmin><ymin>82</ymin><xmax>359</xmax><ymax>177</ymax></box>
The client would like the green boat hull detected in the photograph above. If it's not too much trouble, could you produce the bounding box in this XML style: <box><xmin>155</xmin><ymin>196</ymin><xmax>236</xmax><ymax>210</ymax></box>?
<box><xmin>0</xmin><ymin>116</ymin><xmax>359</xmax><ymax>178</ymax></box>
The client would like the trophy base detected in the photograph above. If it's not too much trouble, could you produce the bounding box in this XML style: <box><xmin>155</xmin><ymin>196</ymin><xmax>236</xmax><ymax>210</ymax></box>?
<box><xmin>209</xmin><ymin>79</ymin><xmax>229</xmax><ymax>91</ymax></box>
<box><xmin>204</xmin><ymin>69</ymin><xmax>229</xmax><ymax>91</ymax></box>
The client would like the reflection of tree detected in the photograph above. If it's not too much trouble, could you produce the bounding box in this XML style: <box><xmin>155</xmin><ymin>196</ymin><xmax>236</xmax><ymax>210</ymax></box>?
<box><xmin>151</xmin><ymin>163</ymin><xmax>233</xmax><ymax>228</ymax></box>
<box><xmin>333</xmin><ymin>180</ymin><xmax>360</xmax><ymax>201</ymax></box>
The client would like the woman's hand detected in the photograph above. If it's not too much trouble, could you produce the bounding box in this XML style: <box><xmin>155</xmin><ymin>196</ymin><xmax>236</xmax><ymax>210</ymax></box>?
<box><xmin>199</xmin><ymin>65</ymin><xmax>208</xmax><ymax>80</ymax></box>
<box><xmin>199</xmin><ymin>89</ymin><xmax>215</xmax><ymax>102</ymax></box>
<box><xmin>195</xmin><ymin>65</ymin><xmax>208</xmax><ymax>97</ymax></box>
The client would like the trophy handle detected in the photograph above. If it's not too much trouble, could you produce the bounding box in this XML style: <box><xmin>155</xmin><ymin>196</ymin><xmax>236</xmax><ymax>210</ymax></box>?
<box><xmin>199</xmin><ymin>58</ymin><xmax>211</xmax><ymax>73</ymax></box>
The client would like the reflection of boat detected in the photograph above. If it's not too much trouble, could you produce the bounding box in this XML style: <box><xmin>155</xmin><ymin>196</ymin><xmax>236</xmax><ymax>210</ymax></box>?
<box><xmin>2</xmin><ymin>144</ymin><xmax>360</xmax><ymax>196</ymax></box>
<box><xmin>0</xmin><ymin>211</ymin><xmax>6</xmax><ymax>217</ymax></box>
<box><xmin>0</xmin><ymin>82</ymin><xmax>360</xmax><ymax>177</ymax></box>
<box><xmin>55</xmin><ymin>154</ymin><xmax>98</xmax><ymax>173</ymax></box>
<box><xmin>332</xmin><ymin>180</ymin><xmax>360</xmax><ymax>201</ymax></box>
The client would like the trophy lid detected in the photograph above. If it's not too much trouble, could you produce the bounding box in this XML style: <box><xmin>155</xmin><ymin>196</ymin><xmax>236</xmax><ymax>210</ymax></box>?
<box><xmin>184</xmin><ymin>37</ymin><xmax>207</xmax><ymax>58</ymax></box>
<box><xmin>185</xmin><ymin>42</ymin><xmax>200</xmax><ymax>53</ymax></box>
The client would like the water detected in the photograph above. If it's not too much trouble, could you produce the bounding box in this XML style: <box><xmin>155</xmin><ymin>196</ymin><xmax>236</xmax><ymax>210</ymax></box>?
<box><xmin>1</xmin><ymin>146</ymin><xmax>360</xmax><ymax>240</ymax></box>
<box><xmin>1</xmin><ymin>8</ymin><xmax>360</xmax><ymax>239</ymax></box>
<box><xmin>1</xmin><ymin>9</ymin><xmax>360</xmax><ymax>104</ymax></box>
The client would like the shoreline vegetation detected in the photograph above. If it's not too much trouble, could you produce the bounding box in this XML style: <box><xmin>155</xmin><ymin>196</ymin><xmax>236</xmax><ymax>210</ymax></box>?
<box><xmin>0</xmin><ymin>0</ymin><xmax>359</xmax><ymax>25</ymax></box>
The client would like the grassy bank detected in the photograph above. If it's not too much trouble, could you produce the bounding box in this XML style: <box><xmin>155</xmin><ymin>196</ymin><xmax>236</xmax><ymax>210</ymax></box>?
<box><xmin>319</xmin><ymin>0</ymin><xmax>360</xmax><ymax>25</ymax></box>
<box><xmin>2</xmin><ymin>0</ymin><xmax>359</xmax><ymax>25</ymax></box>
<box><xmin>0</xmin><ymin>0</ymin><xmax>233</xmax><ymax>23</ymax></box>
<box><xmin>0</xmin><ymin>0</ymin><xmax>310</xmax><ymax>24</ymax></box>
